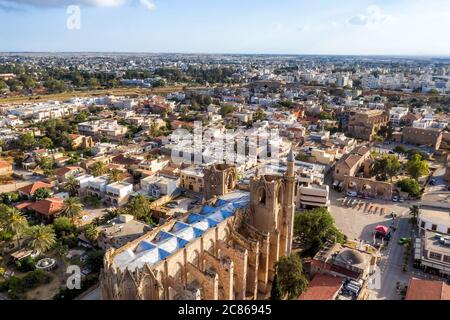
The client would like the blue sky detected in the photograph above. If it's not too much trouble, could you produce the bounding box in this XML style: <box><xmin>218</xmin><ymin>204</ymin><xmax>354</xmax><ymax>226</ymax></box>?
<box><xmin>1</xmin><ymin>0</ymin><xmax>450</xmax><ymax>55</ymax></box>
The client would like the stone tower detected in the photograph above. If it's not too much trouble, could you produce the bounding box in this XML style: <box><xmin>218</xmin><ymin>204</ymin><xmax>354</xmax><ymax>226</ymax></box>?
<box><xmin>203</xmin><ymin>164</ymin><xmax>237</xmax><ymax>200</ymax></box>
<box><xmin>248</xmin><ymin>150</ymin><xmax>296</xmax><ymax>286</ymax></box>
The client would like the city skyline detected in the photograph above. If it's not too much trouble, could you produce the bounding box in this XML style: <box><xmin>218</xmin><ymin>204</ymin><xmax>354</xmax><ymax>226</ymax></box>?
<box><xmin>1</xmin><ymin>0</ymin><xmax>450</xmax><ymax>55</ymax></box>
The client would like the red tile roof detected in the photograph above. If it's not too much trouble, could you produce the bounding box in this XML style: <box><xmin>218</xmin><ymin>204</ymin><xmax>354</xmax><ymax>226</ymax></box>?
<box><xmin>17</xmin><ymin>181</ymin><xmax>52</xmax><ymax>196</ymax></box>
<box><xmin>112</xmin><ymin>154</ymin><xmax>141</xmax><ymax>166</ymax></box>
<box><xmin>15</xmin><ymin>201</ymin><xmax>34</xmax><ymax>210</ymax></box>
<box><xmin>299</xmin><ymin>274</ymin><xmax>344</xmax><ymax>300</ymax></box>
<box><xmin>405</xmin><ymin>278</ymin><xmax>450</xmax><ymax>300</ymax></box>
<box><xmin>28</xmin><ymin>197</ymin><xmax>64</xmax><ymax>217</ymax></box>
<box><xmin>56</xmin><ymin>166</ymin><xmax>82</xmax><ymax>177</ymax></box>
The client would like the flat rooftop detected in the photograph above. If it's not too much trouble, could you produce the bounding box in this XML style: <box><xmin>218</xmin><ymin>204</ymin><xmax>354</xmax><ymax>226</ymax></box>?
<box><xmin>420</xmin><ymin>207</ymin><xmax>450</xmax><ymax>227</ymax></box>
<box><xmin>424</xmin><ymin>230</ymin><xmax>450</xmax><ymax>255</ymax></box>
<box><xmin>108</xmin><ymin>181</ymin><xmax>132</xmax><ymax>189</ymax></box>
<box><xmin>180</xmin><ymin>166</ymin><xmax>204</xmax><ymax>177</ymax></box>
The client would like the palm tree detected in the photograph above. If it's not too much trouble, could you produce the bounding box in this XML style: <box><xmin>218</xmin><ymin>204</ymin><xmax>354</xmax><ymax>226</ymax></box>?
<box><xmin>91</xmin><ymin>161</ymin><xmax>107</xmax><ymax>177</ymax></box>
<box><xmin>26</xmin><ymin>225</ymin><xmax>56</xmax><ymax>254</ymax></box>
<box><xmin>109</xmin><ymin>169</ymin><xmax>125</xmax><ymax>183</ymax></box>
<box><xmin>84</xmin><ymin>224</ymin><xmax>99</xmax><ymax>246</ymax></box>
<box><xmin>53</xmin><ymin>241</ymin><xmax>68</xmax><ymax>279</ymax></box>
<box><xmin>126</xmin><ymin>195</ymin><xmax>153</xmax><ymax>221</ymax></box>
<box><xmin>64</xmin><ymin>175</ymin><xmax>79</xmax><ymax>196</ymax></box>
<box><xmin>409</xmin><ymin>205</ymin><xmax>420</xmax><ymax>225</ymax></box>
<box><xmin>62</xmin><ymin>197</ymin><xmax>84</xmax><ymax>223</ymax></box>
<box><xmin>5</xmin><ymin>208</ymin><xmax>29</xmax><ymax>250</ymax></box>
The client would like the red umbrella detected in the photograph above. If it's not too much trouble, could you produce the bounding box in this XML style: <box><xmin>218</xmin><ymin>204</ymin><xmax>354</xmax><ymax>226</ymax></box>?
<box><xmin>375</xmin><ymin>225</ymin><xmax>389</xmax><ymax>234</ymax></box>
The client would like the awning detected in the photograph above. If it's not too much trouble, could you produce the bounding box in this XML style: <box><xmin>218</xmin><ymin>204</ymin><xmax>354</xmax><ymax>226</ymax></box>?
<box><xmin>11</xmin><ymin>249</ymin><xmax>33</xmax><ymax>260</ymax></box>
<box><xmin>375</xmin><ymin>225</ymin><xmax>388</xmax><ymax>234</ymax></box>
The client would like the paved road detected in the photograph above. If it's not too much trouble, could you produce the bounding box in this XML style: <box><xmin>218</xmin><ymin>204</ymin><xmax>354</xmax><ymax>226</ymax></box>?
<box><xmin>372</xmin><ymin>204</ymin><xmax>444</xmax><ymax>300</ymax></box>
<box><xmin>79</xmin><ymin>286</ymin><xmax>102</xmax><ymax>300</ymax></box>
<box><xmin>374</xmin><ymin>208</ymin><xmax>412</xmax><ymax>300</ymax></box>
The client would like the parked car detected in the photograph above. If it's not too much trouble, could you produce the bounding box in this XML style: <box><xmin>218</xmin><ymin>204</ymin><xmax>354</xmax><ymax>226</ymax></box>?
<box><xmin>429</xmin><ymin>179</ymin><xmax>436</xmax><ymax>186</ymax></box>
<box><xmin>346</xmin><ymin>191</ymin><xmax>358</xmax><ymax>197</ymax></box>
<box><xmin>392</xmin><ymin>196</ymin><xmax>399</xmax><ymax>202</ymax></box>
<box><xmin>399</xmin><ymin>197</ymin><xmax>405</xmax><ymax>203</ymax></box>
<box><xmin>398</xmin><ymin>238</ymin><xmax>411</xmax><ymax>245</ymax></box>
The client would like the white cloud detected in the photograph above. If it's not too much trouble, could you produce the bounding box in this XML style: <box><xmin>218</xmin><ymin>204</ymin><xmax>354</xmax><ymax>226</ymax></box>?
<box><xmin>139</xmin><ymin>0</ymin><xmax>155</xmax><ymax>11</ymax></box>
<box><xmin>348</xmin><ymin>5</ymin><xmax>393</xmax><ymax>27</ymax></box>
<box><xmin>85</xmin><ymin>0</ymin><xmax>126</xmax><ymax>7</ymax></box>
<box><xmin>0</xmin><ymin>0</ymin><xmax>155</xmax><ymax>10</ymax></box>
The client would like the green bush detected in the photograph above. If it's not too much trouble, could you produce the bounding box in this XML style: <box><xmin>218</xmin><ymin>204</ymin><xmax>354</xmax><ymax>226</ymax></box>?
<box><xmin>53</xmin><ymin>217</ymin><xmax>76</xmax><ymax>235</ymax></box>
<box><xmin>85</xmin><ymin>250</ymin><xmax>105</xmax><ymax>273</ymax></box>
<box><xmin>0</xmin><ymin>270</ymin><xmax>53</xmax><ymax>299</ymax></box>
<box><xmin>397</xmin><ymin>178</ymin><xmax>421</xmax><ymax>197</ymax></box>
<box><xmin>15</xmin><ymin>257</ymin><xmax>36</xmax><ymax>273</ymax></box>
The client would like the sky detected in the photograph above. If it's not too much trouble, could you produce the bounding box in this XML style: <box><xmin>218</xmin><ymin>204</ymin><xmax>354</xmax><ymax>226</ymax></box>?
<box><xmin>1</xmin><ymin>0</ymin><xmax>450</xmax><ymax>55</ymax></box>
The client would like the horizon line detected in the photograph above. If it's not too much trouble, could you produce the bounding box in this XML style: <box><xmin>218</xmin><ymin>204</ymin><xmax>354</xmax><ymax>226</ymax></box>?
<box><xmin>1</xmin><ymin>51</ymin><xmax>450</xmax><ymax>58</ymax></box>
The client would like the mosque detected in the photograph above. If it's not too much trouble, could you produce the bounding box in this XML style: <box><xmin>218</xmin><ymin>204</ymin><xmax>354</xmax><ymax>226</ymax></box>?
<box><xmin>100</xmin><ymin>151</ymin><xmax>297</xmax><ymax>300</ymax></box>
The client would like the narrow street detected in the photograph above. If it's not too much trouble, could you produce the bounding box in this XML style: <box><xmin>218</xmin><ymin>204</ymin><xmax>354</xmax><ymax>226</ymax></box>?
<box><xmin>375</xmin><ymin>210</ymin><xmax>412</xmax><ymax>300</ymax></box>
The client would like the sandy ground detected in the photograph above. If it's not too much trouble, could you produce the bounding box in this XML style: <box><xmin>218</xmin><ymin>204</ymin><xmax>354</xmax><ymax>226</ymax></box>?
<box><xmin>25</xmin><ymin>269</ymin><xmax>64</xmax><ymax>300</ymax></box>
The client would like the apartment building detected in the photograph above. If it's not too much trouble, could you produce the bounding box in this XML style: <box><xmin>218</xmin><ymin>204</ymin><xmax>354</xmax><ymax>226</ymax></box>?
<box><xmin>415</xmin><ymin>230</ymin><xmax>450</xmax><ymax>277</ymax></box>
<box><xmin>141</xmin><ymin>175</ymin><xmax>179</xmax><ymax>198</ymax></box>
<box><xmin>136</xmin><ymin>159</ymin><xmax>169</xmax><ymax>173</ymax></box>
<box><xmin>78</xmin><ymin>120</ymin><xmax>128</xmax><ymax>139</ymax></box>
<box><xmin>74</xmin><ymin>174</ymin><xmax>95</xmax><ymax>196</ymax></box>
<box><xmin>86</xmin><ymin>175</ymin><xmax>110</xmax><ymax>199</ymax></box>
<box><xmin>297</xmin><ymin>185</ymin><xmax>330</xmax><ymax>209</ymax></box>
<box><xmin>105</xmin><ymin>182</ymin><xmax>134</xmax><ymax>207</ymax></box>
<box><xmin>180</xmin><ymin>166</ymin><xmax>204</xmax><ymax>193</ymax></box>
<box><xmin>389</xmin><ymin>107</ymin><xmax>409</xmax><ymax>127</ymax></box>
<box><xmin>414</xmin><ymin>206</ymin><xmax>450</xmax><ymax>277</ymax></box>
<box><xmin>9</xmin><ymin>102</ymin><xmax>79</xmax><ymax>122</ymax></box>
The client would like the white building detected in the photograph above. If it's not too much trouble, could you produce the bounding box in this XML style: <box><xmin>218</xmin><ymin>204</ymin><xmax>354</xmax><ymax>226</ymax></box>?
<box><xmin>141</xmin><ymin>175</ymin><xmax>179</xmax><ymax>198</ymax></box>
<box><xmin>297</xmin><ymin>185</ymin><xmax>330</xmax><ymax>209</ymax></box>
<box><xmin>87</xmin><ymin>175</ymin><xmax>110</xmax><ymax>198</ymax></box>
<box><xmin>75</xmin><ymin>174</ymin><xmax>95</xmax><ymax>196</ymax></box>
<box><xmin>105</xmin><ymin>182</ymin><xmax>134</xmax><ymax>207</ymax></box>
<box><xmin>389</xmin><ymin>107</ymin><xmax>409</xmax><ymax>127</ymax></box>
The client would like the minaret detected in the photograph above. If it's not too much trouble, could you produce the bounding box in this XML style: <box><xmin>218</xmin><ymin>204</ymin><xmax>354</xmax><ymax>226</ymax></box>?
<box><xmin>284</xmin><ymin>149</ymin><xmax>296</xmax><ymax>254</ymax></box>
<box><xmin>287</xmin><ymin>149</ymin><xmax>295</xmax><ymax>178</ymax></box>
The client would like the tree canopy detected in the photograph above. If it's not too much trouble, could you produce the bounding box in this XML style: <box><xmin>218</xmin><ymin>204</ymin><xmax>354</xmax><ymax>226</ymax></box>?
<box><xmin>294</xmin><ymin>208</ymin><xmax>345</xmax><ymax>256</ymax></box>
<box><xmin>274</xmin><ymin>254</ymin><xmax>308</xmax><ymax>299</ymax></box>
<box><xmin>405</xmin><ymin>154</ymin><xmax>429</xmax><ymax>180</ymax></box>
<box><xmin>397</xmin><ymin>178</ymin><xmax>421</xmax><ymax>197</ymax></box>
<box><xmin>372</xmin><ymin>154</ymin><xmax>401</xmax><ymax>182</ymax></box>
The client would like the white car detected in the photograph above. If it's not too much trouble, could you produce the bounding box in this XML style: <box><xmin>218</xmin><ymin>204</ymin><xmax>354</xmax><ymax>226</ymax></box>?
<box><xmin>346</xmin><ymin>191</ymin><xmax>358</xmax><ymax>197</ymax></box>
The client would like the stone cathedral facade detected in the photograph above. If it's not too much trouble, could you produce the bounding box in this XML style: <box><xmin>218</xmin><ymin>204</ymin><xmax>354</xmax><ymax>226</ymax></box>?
<box><xmin>100</xmin><ymin>153</ymin><xmax>296</xmax><ymax>300</ymax></box>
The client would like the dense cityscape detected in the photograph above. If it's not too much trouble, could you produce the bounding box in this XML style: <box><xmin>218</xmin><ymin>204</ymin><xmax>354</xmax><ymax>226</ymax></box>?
<box><xmin>1</xmin><ymin>0</ymin><xmax>450</xmax><ymax>310</ymax></box>
<box><xmin>0</xmin><ymin>52</ymin><xmax>449</xmax><ymax>302</ymax></box>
